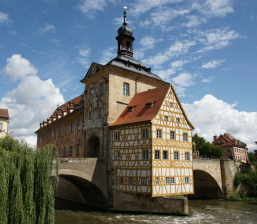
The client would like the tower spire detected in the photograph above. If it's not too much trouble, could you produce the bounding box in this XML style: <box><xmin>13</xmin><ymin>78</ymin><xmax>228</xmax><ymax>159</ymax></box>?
<box><xmin>123</xmin><ymin>6</ymin><xmax>127</xmax><ymax>26</ymax></box>
<box><xmin>116</xmin><ymin>7</ymin><xmax>135</xmax><ymax>57</ymax></box>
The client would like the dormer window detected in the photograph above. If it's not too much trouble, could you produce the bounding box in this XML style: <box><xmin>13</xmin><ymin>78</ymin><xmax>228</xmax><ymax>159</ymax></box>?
<box><xmin>128</xmin><ymin>106</ymin><xmax>134</xmax><ymax>112</ymax></box>
<box><xmin>146</xmin><ymin>102</ymin><xmax>153</xmax><ymax>108</ymax></box>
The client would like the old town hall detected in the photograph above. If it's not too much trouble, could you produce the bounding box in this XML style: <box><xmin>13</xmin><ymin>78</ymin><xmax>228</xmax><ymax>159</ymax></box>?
<box><xmin>36</xmin><ymin>10</ymin><xmax>194</xmax><ymax>211</ymax></box>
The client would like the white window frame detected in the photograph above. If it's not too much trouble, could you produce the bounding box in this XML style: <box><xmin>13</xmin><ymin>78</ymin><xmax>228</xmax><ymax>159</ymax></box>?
<box><xmin>157</xmin><ymin>129</ymin><xmax>162</xmax><ymax>139</ymax></box>
<box><xmin>142</xmin><ymin>150</ymin><xmax>149</xmax><ymax>160</ymax></box>
<box><xmin>141</xmin><ymin>178</ymin><xmax>147</xmax><ymax>186</ymax></box>
<box><xmin>170</xmin><ymin>131</ymin><xmax>175</xmax><ymax>140</ymax></box>
<box><xmin>174</xmin><ymin>151</ymin><xmax>179</xmax><ymax>160</ymax></box>
<box><xmin>183</xmin><ymin>133</ymin><xmax>188</xmax><ymax>141</ymax></box>
<box><xmin>185</xmin><ymin>152</ymin><xmax>190</xmax><ymax>161</ymax></box>
<box><xmin>155</xmin><ymin>150</ymin><xmax>160</xmax><ymax>159</ymax></box>
<box><xmin>114</xmin><ymin>132</ymin><xmax>120</xmax><ymax>141</ymax></box>
<box><xmin>185</xmin><ymin>177</ymin><xmax>190</xmax><ymax>184</ymax></box>
<box><xmin>129</xmin><ymin>177</ymin><xmax>133</xmax><ymax>185</ymax></box>
<box><xmin>123</xmin><ymin>82</ymin><xmax>130</xmax><ymax>96</ymax></box>
<box><xmin>114</xmin><ymin>151</ymin><xmax>120</xmax><ymax>160</ymax></box>
<box><xmin>142</xmin><ymin>129</ymin><xmax>148</xmax><ymax>139</ymax></box>
<box><xmin>171</xmin><ymin>177</ymin><xmax>175</xmax><ymax>184</ymax></box>
<box><xmin>163</xmin><ymin>151</ymin><xmax>168</xmax><ymax>160</ymax></box>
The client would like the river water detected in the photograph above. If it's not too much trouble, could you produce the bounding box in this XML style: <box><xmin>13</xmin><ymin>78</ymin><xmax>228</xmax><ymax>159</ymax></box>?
<box><xmin>55</xmin><ymin>199</ymin><xmax>257</xmax><ymax>224</ymax></box>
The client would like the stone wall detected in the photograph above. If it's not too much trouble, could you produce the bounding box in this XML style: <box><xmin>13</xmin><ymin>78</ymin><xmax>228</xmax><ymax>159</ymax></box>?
<box><xmin>112</xmin><ymin>191</ymin><xmax>188</xmax><ymax>215</ymax></box>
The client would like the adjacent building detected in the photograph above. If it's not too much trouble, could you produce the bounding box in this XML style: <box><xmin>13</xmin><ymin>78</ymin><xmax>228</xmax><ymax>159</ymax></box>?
<box><xmin>0</xmin><ymin>108</ymin><xmax>9</xmax><ymax>138</ymax></box>
<box><xmin>212</xmin><ymin>133</ymin><xmax>248</xmax><ymax>163</ymax></box>
<box><xmin>36</xmin><ymin>10</ymin><xmax>194</xmax><ymax>199</ymax></box>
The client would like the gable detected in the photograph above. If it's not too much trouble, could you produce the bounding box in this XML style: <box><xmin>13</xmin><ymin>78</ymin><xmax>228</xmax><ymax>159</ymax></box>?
<box><xmin>80</xmin><ymin>63</ymin><xmax>104</xmax><ymax>83</ymax></box>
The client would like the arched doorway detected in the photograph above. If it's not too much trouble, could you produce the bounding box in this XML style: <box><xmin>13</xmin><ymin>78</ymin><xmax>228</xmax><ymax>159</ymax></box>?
<box><xmin>87</xmin><ymin>135</ymin><xmax>100</xmax><ymax>158</ymax></box>
<box><xmin>191</xmin><ymin>170</ymin><xmax>223</xmax><ymax>199</ymax></box>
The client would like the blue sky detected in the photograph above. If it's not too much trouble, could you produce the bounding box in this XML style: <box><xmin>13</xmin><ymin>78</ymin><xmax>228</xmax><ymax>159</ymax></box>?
<box><xmin>0</xmin><ymin>0</ymin><xmax>257</xmax><ymax>151</ymax></box>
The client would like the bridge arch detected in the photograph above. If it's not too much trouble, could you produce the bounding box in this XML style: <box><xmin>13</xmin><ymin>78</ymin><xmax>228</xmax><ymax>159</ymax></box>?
<box><xmin>51</xmin><ymin>165</ymin><xmax>109</xmax><ymax>209</ymax></box>
<box><xmin>192</xmin><ymin>169</ymin><xmax>223</xmax><ymax>199</ymax></box>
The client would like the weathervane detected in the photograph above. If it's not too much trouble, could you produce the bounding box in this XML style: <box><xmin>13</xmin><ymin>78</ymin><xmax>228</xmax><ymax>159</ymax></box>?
<box><xmin>123</xmin><ymin>6</ymin><xmax>127</xmax><ymax>25</ymax></box>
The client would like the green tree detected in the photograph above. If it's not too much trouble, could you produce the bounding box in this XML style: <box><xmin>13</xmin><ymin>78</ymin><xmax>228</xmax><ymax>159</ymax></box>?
<box><xmin>193</xmin><ymin>134</ymin><xmax>223</xmax><ymax>159</ymax></box>
<box><xmin>0</xmin><ymin>135</ymin><xmax>59</xmax><ymax>224</ymax></box>
<box><xmin>248</xmin><ymin>152</ymin><xmax>257</xmax><ymax>166</ymax></box>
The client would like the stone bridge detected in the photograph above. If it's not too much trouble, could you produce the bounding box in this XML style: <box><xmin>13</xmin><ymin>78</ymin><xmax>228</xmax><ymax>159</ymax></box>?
<box><xmin>51</xmin><ymin>158</ymin><xmax>240</xmax><ymax>209</ymax></box>
<box><xmin>192</xmin><ymin>159</ymin><xmax>240</xmax><ymax>199</ymax></box>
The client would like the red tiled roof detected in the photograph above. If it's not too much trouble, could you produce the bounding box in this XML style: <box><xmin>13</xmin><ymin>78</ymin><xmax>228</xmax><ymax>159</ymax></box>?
<box><xmin>0</xmin><ymin>108</ymin><xmax>9</xmax><ymax>119</ymax></box>
<box><xmin>110</xmin><ymin>84</ymin><xmax>170</xmax><ymax>126</ymax></box>
<box><xmin>50</xmin><ymin>95</ymin><xmax>82</xmax><ymax>118</ymax></box>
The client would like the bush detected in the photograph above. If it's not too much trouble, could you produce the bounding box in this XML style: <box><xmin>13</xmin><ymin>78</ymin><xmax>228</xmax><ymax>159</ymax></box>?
<box><xmin>228</xmin><ymin>192</ymin><xmax>241</xmax><ymax>201</ymax></box>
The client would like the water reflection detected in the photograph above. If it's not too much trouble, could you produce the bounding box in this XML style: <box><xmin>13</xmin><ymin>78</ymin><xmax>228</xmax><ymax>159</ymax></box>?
<box><xmin>55</xmin><ymin>198</ymin><xmax>257</xmax><ymax>224</ymax></box>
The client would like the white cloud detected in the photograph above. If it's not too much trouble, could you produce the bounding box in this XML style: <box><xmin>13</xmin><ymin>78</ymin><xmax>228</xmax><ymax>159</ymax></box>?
<box><xmin>99</xmin><ymin>47</ymin><xmax>115</xmax><ymax>65</ymax></box>
<box><xmin>76</xmin><ymin>46</ymin><xmax>91</xmax><ymax>68</ymax></box>
<box><xmin>77</xmin><ymin>0</ymin><xmax>108</xmax><ymax>18</ymax></box>
<box><xmin>130</xmin><ymin>0</ymin><xmax>183</xmax><ymax>17</ymax></box>
<box><xmin>142</xmin><ymin>40</ymin><xmax>195</xmax><ymax>68</ymax></box>
<box><xmin>139</xmin><ymin>36</ymin><xmax>163</xmax><ymax>50</ymax></box>
<box><xmin>196</xmin><ymin>27</ymin><xmax>242</xmax><ymax>52</ymax></box>
<box><xmin>202</xmin><ymin>59</ymin><xmax>225</xmax><ymax>69</ymax></box>
<box><xmin>171</xmin><ymin>60</ymin><xmax>189</xmax><ymax>68</ymax></box>
<box><xmin>183</xmin><ymin>94</ymin><xmax>257</xmax><ymax>152</ymax></box>
<box><xmin>201</xmin><ymin>76</ymin><xmax>214</xmax><ymax>83</ymax></box>
<box><xmin>0</xmin><ymin>12</ymin><xmax>11</xmax><ymax>24</ymax></box>
<box><xmin>38</xmin><ymin>24</ymin><xmax>56</xmax><ymax>35</ymax></box>
<box><xmin>1</xmin><ymin>55</ymin><xmax>64</xmax><ymax>146</ymax></box>
<box><xmin>192</xmin><ymin>0</ymin><xmax>234</xmax><ymax>18</ymax></box>
<box><xmin>3</xmin><ymin>54</ymin><xmax>38</xmax><ymax>81</ymax></box>
<box><xmin>173</xmin><ymin>72</ymin><xmax>195</xmax><ymax>87</ymax></box>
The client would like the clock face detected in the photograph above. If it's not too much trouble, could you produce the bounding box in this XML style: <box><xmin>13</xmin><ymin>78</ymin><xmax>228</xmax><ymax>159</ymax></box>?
<box><xmin>92</xmin><ymin>65</ymin><xmax>97</xmax><ymax>74</ymax></box>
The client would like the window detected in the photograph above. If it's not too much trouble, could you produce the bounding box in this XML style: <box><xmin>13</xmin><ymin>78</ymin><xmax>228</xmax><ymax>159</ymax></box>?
<box><xmin>170</xmin><ymin>131</ymin><xmax>175</xmax><ymax>140</ymax></box>
<box><xmin>0</xmin><ymin>123</ymin><xmax>2</xmax><ymax>131</ymax></box>
<box><xmin>71</xmin><ymin>121</ymin><xmax>74</xmax><ymax>133</ymax></box>
<box><xmin>141</xmin><ymin>178</ymin><xmax>147</xmax><ymax>186</ymax></box>
<box><xmin>155</xmin><ymin>150</ymin><xmax>160</xmax><ymax>159</ymax></box>
<box><xmin>185</xmin><ymin>177</ymin><xmax>190</xmax><ymax>184</ymax></box>
<box><xmin>114</xmin><ymin>151</ymin><xmax>120</xmax><ymax>160</ymax></box>
<box><xmin>58</xmin><ymin>148</ymin><xmax>61</xmax><ymax>157</ymax></box>
<box><xmin>120</xmin><ymin>177</ymin><xmax>123</xmax><ymax>184</ymax></box>
<box><xmin>185</xmin><ymin>152</ymin><xmax>190</xmax><ymax>161</ymax></box>
<box><xmin>174</xmin><ymin>151</ymin><xmax>179</xmax><ymax>160</ymax></box>
<box><xmin>142</xmin><ymin>150</ymin><xmax>149</xmax><ymax>160</ymax></box>
<box><xmin>99</xmin><ymin>107</ymin><xmax>103</xmax><ymax>119</ymax></box>
<box><xmin>156</xmin><ymin>177</ymin><xmax>159</xmax><ymax>185</ymax></box>
<box><xmin>63</xmin><ymin>147</ymin><xmax>66</xmax><ymax>156</ymax></box>
<box><xmin>226</xmin><ymin>148</ymin><xmax>231</xmax><ymax>153</ymax></box>
<box><xmin>157</xmin><ymin>129</ymin><xmax>162</xmax><ymax>138</ymax></box>
<box><xmin>123</xmin><ymin>82</ymin><xmax>130</xmax><ymax>96</ymax></box>
<box><xmin>65</xmin><ymin>124</ymin><xmax>68</xmax><ymax>134</ymax></box>
<box><xmin>166</xmin><ymin>177</ymin><xmax>171</xmax><ymax>184</ymax></box>
<box><xmin>69</xmin><ymin>146</ymin><xmax>73</xmax><ymax>156</ymax></box>
<box><xmin>164</xmin><ymin>116</ymin><xmax>168</xmax><ymax>121</ymax></box>
<box><xmin>171</xmin><ymin>177</ymin><xmax>175</xmax><ymax>184</ymax></box>
<box><xmin>89</xmin><ymin>110</ymin><xmax>94</xmax><ymax>120</ymax></box>
<box><xmin>142</xmin><ymin>129</ymin><xmax>148</xmax><ymax>139</ymax></box>
<box><xmin>129</xmin><ymin>177</ymin><xmax>133</xmax><ymax>185</ymax></box>
<box><xmin>76</xmin><ymin>145</ymin><xmax>80</xmax><ymax>155</ymax></box>
<box><xmin>99</xmin><ymin>82</ymin><xmax>104</xmax><ymax>95</ymax></box>
<box><xmin>128</xmin><ymin>106</ymin><xmax>134</xmax><ymax>112</ymax></box>
<box><xmin>59</xmin><ymin>126</ymin><xmax>62</xmax><ymax>136</ymax></box>
<box><xmin>78</xmin><ymin>119</ymin><xmax>81</xmax><ymax>130</ymax></box>
<box><xmin>163</xmin><ymin>151</ymin><xmax>168</xmax><ymax>160</ymax></box>
<box><xmin>146</xmin><ymin>103</ymin><xmax>153</xmax><ymax>108</ymax></box>
<box><xmin>183</xmin><ymin>133</ymin><xmax>188</xmax><ymax>141</ymax></box>
<box><xmin>170</xmin><ymin>102</ymin><xmax>174</xmax><ymax>107</ymax></box>
<box><xmin>114</xmin><ymin>132</ymin><xmax>120</xmax><ymax>141</ymax></box>
<box><xmin>176</xmin><ymin>118</ymin><xmax>180</xmax><ymax>122</ymax></box>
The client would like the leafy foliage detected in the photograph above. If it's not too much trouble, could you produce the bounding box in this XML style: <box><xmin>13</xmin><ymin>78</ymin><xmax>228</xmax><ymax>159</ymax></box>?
<box><xmin>248</xmin><ymin>152</ymin><xmax>257</xmax><ymax>167</ymax></box>
<box><xmin>228</xmin><ymin>191</ymin><xmax>241</xmax><ymax>201</ymax></box>
<box><xmin>234</xmin><ymin>170</ymin><xmax>257</xmax><ymax>197</ymax></box>
<box><xmin>0</xmin><ymin>136</ymin><xmax>59</xmax><ymax>224</ymax></box>
<box><xmin>193</xmin><ymin>134</ymin><xmax>224</xmax><ymax>159</ymax></box>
